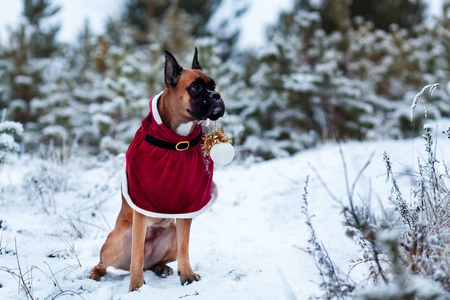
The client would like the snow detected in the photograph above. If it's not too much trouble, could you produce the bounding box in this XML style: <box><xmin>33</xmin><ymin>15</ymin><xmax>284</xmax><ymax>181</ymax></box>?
<box><xmin>42</xmin><ymin>125</ymin><xmax>67</xmax><ymax>140</ymax></box>
<box><xmin>354</xmin><ymin>275</ymin><xmax>447</xmax><ymax>299</ymax></box>
<box><xmin>13</xmin><ymin>76</ymin><xmax>33</xmax><ymax>86</ymax></box>
<box><xmin>92</xmin><ymin>113</ymin><xmax>113</xmax><ymax>132</ymax></box>
<box><xmin>0</xmin><ymin>121</ymin><xmax>23</xmax><ymax>135</ymax></box>
<box><xmin>0</xmin><ymin>134</ymin><xmax>17</xmax><ymax>152</ymax></box>
<box><xmin>1</xmin><ymin>123</ymin><xmax>449</xmax><ymax>299</ymax></box>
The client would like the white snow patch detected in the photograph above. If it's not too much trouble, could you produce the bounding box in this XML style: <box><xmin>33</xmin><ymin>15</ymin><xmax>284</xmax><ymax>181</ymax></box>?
<box><xmin>0</xmin><ymin>133</ymin><xmax>448</xmax><ymax>298</ymax></box>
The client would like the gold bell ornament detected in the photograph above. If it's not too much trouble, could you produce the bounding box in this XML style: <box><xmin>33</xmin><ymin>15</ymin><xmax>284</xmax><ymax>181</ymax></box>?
<box><xmin>202</xmin><ymin>124</ymin><xmax>235</xmax><ymax>165</ymax></box>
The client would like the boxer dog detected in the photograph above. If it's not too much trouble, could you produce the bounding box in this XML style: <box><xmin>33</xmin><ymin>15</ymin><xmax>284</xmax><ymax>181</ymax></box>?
<box><xmin>88</xmin><ymin>48</ymin><xmax>225</xmax><ymax>292</ymax></box>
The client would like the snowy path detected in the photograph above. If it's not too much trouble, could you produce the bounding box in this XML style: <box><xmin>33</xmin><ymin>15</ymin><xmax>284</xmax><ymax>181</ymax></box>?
<box><xmin>0</xmin><ymin>134</ymin><xmax>449</xmax><ymax>299</ymax></box>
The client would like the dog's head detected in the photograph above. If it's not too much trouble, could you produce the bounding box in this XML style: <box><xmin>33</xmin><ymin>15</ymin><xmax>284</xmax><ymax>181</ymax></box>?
<box><xmin>164</xmin><ymin>48</ymin><xmax>225</xmax><ymax>121</ymax></box>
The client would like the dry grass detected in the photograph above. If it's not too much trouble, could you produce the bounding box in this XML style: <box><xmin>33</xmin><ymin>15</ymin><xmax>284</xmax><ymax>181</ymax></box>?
<box><xmin>303</xmin><ymin>126</ymin><xmax>450</xmax><ymax>299</ymax></box>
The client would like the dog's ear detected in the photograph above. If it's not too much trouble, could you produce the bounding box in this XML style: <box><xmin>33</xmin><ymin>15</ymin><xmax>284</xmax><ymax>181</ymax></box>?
<box><xmin>191</xmin><ymin>47</ymin><xmax>202</xmax><ymax>70</ymax></box>
<box><xmin>164</xmin><ymin>50</ymin><xmax>183</xmax><ymax>87</ymax></box>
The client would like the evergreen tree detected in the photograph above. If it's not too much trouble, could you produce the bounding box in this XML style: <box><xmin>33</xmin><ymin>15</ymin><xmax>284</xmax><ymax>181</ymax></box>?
<box><xmin>295</xmin><ymin>0</ymin><xmax>426</xmax><ymax>35</ymax></box>
<box><xmin>122</xmin><ymin>0</ymin><xmax>222</xmax><ymax>39</ymax></box>
<box><xmin>0</xmin><ymin>22</ymin><xmax>43</xmax><ymax>124</ymax></box>
<box><xmin>119</xmin><ymin>0</ymin><xmax>238</xmax><ymax>59</ymax></box>
<box><xmin>225</xmin><ymin>0</ymin><xmax>448</xmax><ymax>159</ymax></box>
<box><xmin>23</xmin><ymin>0</ymin><xmax>61</xmax><ymax>58</ymax></box>
<box><xmin>0</xmin><ymin>0</ymin><xmax>237</xmax><ymax>154</ymax></box>
<box><xmin>347</xmin><ymin>0</ymin><xmax>425</xmax><ymax>33</ymax></box>
<box><xmin>0</xmin><ymin>0</ymin><xmax>62</xmax><ymax>148</ymax></box>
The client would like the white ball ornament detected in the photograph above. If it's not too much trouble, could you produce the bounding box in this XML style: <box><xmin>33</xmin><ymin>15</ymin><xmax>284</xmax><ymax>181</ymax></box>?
<box><xmin>210</xmin><ymin>142</ymin><xmax>235</xmax><ymax>165</ymax></box>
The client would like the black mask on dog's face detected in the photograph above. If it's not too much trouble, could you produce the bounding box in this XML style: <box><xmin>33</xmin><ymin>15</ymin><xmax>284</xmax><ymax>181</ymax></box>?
<box><xmin>164</xmin><ymin>48</ymin><xmax>225</xmax><ymax>121</ymax></box>
<box><xmin>185</xmin><ymin>77</ymin><xmax>225</xmax><ymax>121</ymax></box>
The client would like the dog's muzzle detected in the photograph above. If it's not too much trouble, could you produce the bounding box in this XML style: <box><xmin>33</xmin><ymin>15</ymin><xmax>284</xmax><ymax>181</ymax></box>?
<box><xmin>207</xmin><ymin>92</ymin><xmax>225</xmax><ymax>121</ymax></box>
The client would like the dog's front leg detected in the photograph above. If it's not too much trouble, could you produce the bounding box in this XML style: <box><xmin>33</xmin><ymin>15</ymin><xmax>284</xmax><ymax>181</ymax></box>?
<box><xmin>129</xmin><ymin>210</ymin><xmax>147</xmax><ymax>292</ymax></box>
<box><xmin>176</xmin><ymin>218</ymin><xmax>201</xmax><ymax>285</ymax></box>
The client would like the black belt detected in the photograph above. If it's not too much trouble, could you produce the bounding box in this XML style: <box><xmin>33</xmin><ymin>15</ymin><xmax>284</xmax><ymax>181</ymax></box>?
<box><xmin>145</xmin><ymin>131</ymin><xmax>203</xmax><ymax>151</ymax></box>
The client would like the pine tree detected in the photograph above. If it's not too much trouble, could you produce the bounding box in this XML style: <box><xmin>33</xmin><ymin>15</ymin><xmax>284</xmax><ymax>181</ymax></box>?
<box><xmin>120</xmin><ymin>0</ymin><xmax>237</xmax><ymax>59</ymax></box>
<box><xmin>122</xmin><ymin>0</ymin><xmax>222</xmax><ymax>39</ymax></box>
<box><xmin>298</xmin><ymin>0</ymin><xmax>426</xmax><ymax>35</ymax></box>
<box><xmin>0</xmin><ymin>22</ymin><xmax>43</xmax><ymax>124</ymax></box>
<box><xmin>23</xmin><ymin>0</ymin><xmax>61</xmax><ymax>58</ymax></box>
<box><xmin>0</xmin><ymin>0</ymin><xmax>238</xmax><ymax>154</ymax></box>
<box><xmin>0</xmin><ymin>0</ymin><xmax>62</xmax><ymax>149</ymax></box>
<box><xmin>226</xmin><ymin>0</ymin><xmax>447</xmax><ymax>159</ymax></box>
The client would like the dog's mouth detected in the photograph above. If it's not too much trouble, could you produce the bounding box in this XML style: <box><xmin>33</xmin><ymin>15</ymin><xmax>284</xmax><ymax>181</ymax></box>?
<box><xmin>207</xmin><ymin>100</ymin><xmax>225</xmax><ymax>120</ymax></box>
<box><xmin>187</xmin><ymin>97</ymin><xmax>225</xmax><ymax>121</ymax></box>
<box><xmin>187</xmin><ymin>108</ymin><xmax>207</xmax><ymax>121</ymax></box>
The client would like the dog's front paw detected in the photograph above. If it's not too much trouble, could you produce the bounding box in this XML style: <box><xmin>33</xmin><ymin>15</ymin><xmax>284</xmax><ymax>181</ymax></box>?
<box><xmin>178</xmin><ymin>270</ymin><xmax>201</xmax><ymax>286</ymax></box>
<box><xmin>128</xmin><ymin>278</ymin><xmax>145</xmax><ymax>292</ymax></box>
<box><xmin>87</xmin><ymin>273</ymin><xmax>101</xmax><ymax>281</ymax></box>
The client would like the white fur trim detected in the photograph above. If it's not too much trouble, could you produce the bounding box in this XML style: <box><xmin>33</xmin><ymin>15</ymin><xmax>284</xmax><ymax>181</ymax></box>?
<box><xmin>151</xmin><ymin>91</ymin><xmax>164</xmax><ymax>125</ymax></box>
<box><xmin>121</xmin><ymin>166</ymin><xmax>218</xmax><ymax>219</ymax></box>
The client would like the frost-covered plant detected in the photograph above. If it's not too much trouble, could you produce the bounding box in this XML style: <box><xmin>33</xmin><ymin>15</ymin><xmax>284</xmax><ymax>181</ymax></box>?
<box><xmin>352</xmin><ymin>128</ymin><xmax>450</xmax><ymax>299</ymax></box>
<box><xmin>301</xmin><ymin>175</ymin><xmax>355</xmax><ymax>299</ymax></box>
<box><xmin>0</xmin><ymin>117</ymin><xmax>23</xmax><ymax>164</ymax></box>
<box><xmin>24</xmin><ymin>138</ymin><xmax>79</xmax><ymax>214</ymax></box>
<box><xmin>402</xmin><ymin>126</ymin><xmax>450</xmax><ymax>288</ymax></box>
<box><xmin>305</xmin><ymin>126</ymin><xmax>450</xmax><ymax>298</ymax></box>
<box><xmin>410</xmin><ymin>83</ymin><xmax>440</xmax><ymax>122</ymax></box>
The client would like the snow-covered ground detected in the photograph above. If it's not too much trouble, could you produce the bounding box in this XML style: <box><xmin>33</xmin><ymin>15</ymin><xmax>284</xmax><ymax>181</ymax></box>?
<box><xmin>0</xmin><ymin>122</ymin><xmax>449</xmax><ymax>299</ymax></box>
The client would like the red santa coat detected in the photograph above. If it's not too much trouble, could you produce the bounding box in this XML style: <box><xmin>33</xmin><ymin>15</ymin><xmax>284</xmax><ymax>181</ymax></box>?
<box><xmin>122</xmin><ymin>91</ymin><xmax>216</xmax><ymax>218</ymax></box>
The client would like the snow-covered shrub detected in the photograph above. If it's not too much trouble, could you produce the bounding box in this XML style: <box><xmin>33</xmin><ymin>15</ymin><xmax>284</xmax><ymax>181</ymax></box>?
<box><xmin>42</xmin><ymin>125</ymin><xmax>68</xmax><ymax>144</ymax></box>
<box><xmin>99</xmin><ymin>136</ymin><xmax>127</xmax><ymax>155</ymax></box>
<box><xmin>0</xmin><ymin>119</ymin><xmax>23</xmax><ymax>164</ymax></box>
<box><xmin>354</xmin><ymin>272</ymin><xmax>447</xmax><ymax>299</ymax></box>
<box><xmin>351</xmin><ymin>129</ymin><xmax>450</xmax><ymax>298</ymax></box>
<box><xmin>92</xmin><ymin>113</ymin><xmax>113</xmax><ymax>135</ymax></box>
<box><xmin>304</xmin><ymin>124</ymin><xmax>450</xmax><ymax>298</ymax></box>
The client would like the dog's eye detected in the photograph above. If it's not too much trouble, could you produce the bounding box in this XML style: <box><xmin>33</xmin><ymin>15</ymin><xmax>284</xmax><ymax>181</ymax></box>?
<box><xmin>191</xmin><ymin>83</ymin><xmax>202</xmax><ymax>93</ymax></box>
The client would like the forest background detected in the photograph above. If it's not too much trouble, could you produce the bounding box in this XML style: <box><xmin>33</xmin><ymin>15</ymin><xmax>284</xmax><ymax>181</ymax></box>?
<box><xmin>1</xmin><ymin>0</ymin><xmax>450</xmax><ymax>161</ymax></box>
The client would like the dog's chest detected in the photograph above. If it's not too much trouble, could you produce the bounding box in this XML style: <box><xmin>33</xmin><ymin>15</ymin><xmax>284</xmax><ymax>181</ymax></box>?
<box><xmin>176</xmin><ymin>122</ymin><xmax>196</xmax><ymax>136</ymax></box>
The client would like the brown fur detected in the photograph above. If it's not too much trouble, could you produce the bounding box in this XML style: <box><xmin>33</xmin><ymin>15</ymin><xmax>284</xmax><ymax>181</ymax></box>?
<box><xmin>158</xmin><ymin>70</ymin><xmax>212</xmax><ymax>132</ymax></box>
<box><xmin>88</xmin><ymin>68</ymin><xmax>214</xmax><ymax>292</ymax></box>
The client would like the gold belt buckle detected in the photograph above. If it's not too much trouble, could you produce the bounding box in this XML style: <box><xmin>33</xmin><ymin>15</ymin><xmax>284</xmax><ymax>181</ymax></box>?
<box><xmin>175</xmin><ymin>141</ymin><xmax>190</xmax><ymax>151</ymax></box>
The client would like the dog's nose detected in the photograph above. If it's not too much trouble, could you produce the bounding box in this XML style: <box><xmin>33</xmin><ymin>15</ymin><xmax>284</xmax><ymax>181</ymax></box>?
<box><xmin>208</xmin><ymin>91</ymin><xmax>221</xmax><ymax>100</ymax></box>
